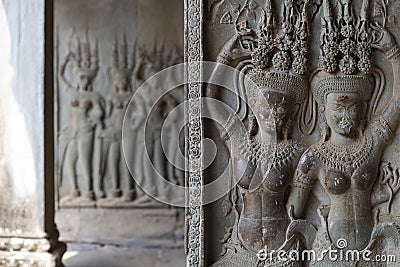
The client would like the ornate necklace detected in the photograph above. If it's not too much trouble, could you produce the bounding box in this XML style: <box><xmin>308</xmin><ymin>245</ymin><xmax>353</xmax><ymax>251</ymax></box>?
<box><xmin>239</xmin><ymin>134</ymin><xmax>304</xmax><ymax>173</ymax></box>
<box><xmin>313</xmin><ymin>133</ymin><xmax>374</xmax><ymax>174</ymax></box>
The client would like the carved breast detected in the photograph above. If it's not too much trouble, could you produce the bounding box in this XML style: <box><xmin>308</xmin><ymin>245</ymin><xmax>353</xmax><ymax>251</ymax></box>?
<box><xmin>234</xmin><ymin>156</ymin><xmax>256</xmax><ymax>190</ymax></box>
<box><xmin>71</xmin><ymin>98</ymin><xmax>79</xmax><ymax>107</ymax></box>
<box><xmin>324</xmin><ymin>161</ymin><xmax>376</xmax><ymax>195</ymax></box>
<box><xmin>115</xmin><ymin>100</ymin><xmax>124</xmax><ymax>109</ymax></box>
<box><xmin>81</xmin><ymin>99</ymin><xmax>92</xmax><ymax>109</ymax></box>
<box><xmin>325</xmin><ymin>169</ymin><xmax>351</xmax><ymax>195</ymax></box>
<box><xmin>263</xmin><ymin>167</ymin><xmax>291</xmax><ymax>193</ymax></box>
<box><xmin>352</xmin><ymin>161</ymin><xmax>375</xmax><ymax>191</ymax></box>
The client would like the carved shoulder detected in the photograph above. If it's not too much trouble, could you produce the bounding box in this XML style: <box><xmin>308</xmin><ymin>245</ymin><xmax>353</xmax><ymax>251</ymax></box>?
<box><xmin>233</xmin><ymin>155</ymin><xmax>257</xmax><ymax>189</ymax></box>
<box><xmin>367</xmin><ymin>115</ymin><xmax>394</xmax><ymax>146</ymax></box>
<box><xmin>291</xmin><ymin>148</ymin><xmax>318</xmax><ymax>190</ymax></box>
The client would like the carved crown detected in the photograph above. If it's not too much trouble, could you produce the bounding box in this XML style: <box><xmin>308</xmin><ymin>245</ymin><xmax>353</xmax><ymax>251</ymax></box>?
<box><xmin>311</xmin><ymin>71</ymin><xmax>374</xmax><ymax>105</ymax></box>
<box><xmin>250</xmin><ymin>0</ymin><xmax>310</xmax><ymax>75</ymax></box>
<box><xmin>314</xmin><ymin>0</ymin><xmax>375</xmax><ymax>104</ymax></box>
<box><xmin>246</xmin><ymin>69</ymin><xmax>309</xmax><ymax>104</ymax></box>
<box><xmin>111</xmin><ymin>35</ymin><xmax>135</xmax><ymax>79</ymax></box>
<box><xmin>318</xmin><ymin>0</ymin><xmax>372</xmax><ymax>75</ymax></box>
<box><xmin>244</xmin><ymin>0</ymin><xmax>310</xmax><ymax>105</ymax></box>
<box><xmin>71</xmin><ymin>34</ymin><xmax>99</xmax><ymax>80</ymax></box>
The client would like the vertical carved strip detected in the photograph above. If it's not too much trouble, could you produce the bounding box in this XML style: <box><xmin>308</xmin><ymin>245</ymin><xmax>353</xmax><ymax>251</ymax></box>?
<box><xmin>185</xmin><ymin>0</ymin><xmax>204</xmax><ymax>266</ymax></box>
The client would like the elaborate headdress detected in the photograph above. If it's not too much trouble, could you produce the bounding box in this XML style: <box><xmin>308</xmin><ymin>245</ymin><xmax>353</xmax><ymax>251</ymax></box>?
<box><xmin>70</xmin><ymin>31</ymin><xmax>99</xmax><ymax>80</ymax></box>
<box><xmin>312</xmin><ymin>0</ymin><xmax>375</xmax><ymax>105</ymax></box>
<box><xmin>245</xmin><ymin>0</ymin><xmax>310</xmax><ymax>105</ymax></box>
<box><xmin>111</xmin><ymin>35</ymin><xmax>135</xmax><ymax>80</ymax></box>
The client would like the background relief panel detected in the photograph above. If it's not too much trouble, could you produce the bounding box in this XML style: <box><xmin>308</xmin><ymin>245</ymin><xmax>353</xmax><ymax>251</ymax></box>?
<box><xmin>54</xmin><ymin>0</ymin><xmax>185</xmax><ymax>265</ymax></box>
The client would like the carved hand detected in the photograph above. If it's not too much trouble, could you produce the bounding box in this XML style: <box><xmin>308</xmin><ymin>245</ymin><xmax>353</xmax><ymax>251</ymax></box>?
<box><xmin>218</xmin><ymin>30</ymin><xmax>253</xmax><ymax>63</ymax></box>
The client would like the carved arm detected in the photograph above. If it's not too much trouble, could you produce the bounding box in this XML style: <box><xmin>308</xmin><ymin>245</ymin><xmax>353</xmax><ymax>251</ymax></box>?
<box><xmin>59</xmin><ymin>52</ymin><xmax>75</xmax><ymax>91</ymax></box>
<box><xmin>372</xmin><ymin>26</ymin><xmax>400</xmax><ymax>133</ymax></box>
<box><xmin>205</xmin><ymin>31</ymin><xmax>251</xmax><ymax>143</ymax></box>
<box><xmin>287</xmin><ymin>151</ymin><xmax>318</xmax><ymax>218</ymax></box>
<box><xmin>91</xmin><ymin>95</ymin><xmax>105</xmax><ymax>130</ymax></box>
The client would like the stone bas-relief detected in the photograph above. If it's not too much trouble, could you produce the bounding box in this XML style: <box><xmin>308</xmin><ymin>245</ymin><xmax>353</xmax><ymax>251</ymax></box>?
<box><xmin>58</xmin><ymin>33</ymin><xmax>103</xmax><ymax>208</ymax></box>
<box><xmin>54</xmin><ymin>1</ymin><xmax>185</xmax><ymax>265</ymax></box>
<box><xmin>288</xmin><ymin>0</ymin><xmax>400</xmax><ymax>265</ymax></box>
<box><xmin>202</xmin><ymin>0</ymin><xmax>400</xmax><ymax>266</ymax></box>
<box><xmin>57</xmin><ymin>31</ymin><xmax>184</xmax><ymax>208</ymax></box>
<box><xmin>206</xmin><ymin>1</ymin><xmax>311</xmax><ymax>266</ymax></box>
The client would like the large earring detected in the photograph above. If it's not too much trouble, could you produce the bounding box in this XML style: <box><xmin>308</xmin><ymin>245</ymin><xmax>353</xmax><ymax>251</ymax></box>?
<box><xmin>319</xmin><ymin>105</ymin><xmax>330</xmax><ymax>142</ymax></box>
<box><xmin>282</xmin><ymin>118</ymin><xmax>293</xmax><ymax>140</ymax></box>
<box><xmin>358</xmin><ymin>119</ymin><xmax>366</xmax><ymax>136</ymax></box>
<box><xmin>358</xmin><ymin>101</ymin><xmax>368</xmax><ymax>136</ymax></box>
<box><xmin>248</xmin><ymin>113</ymin><xmax>258</xmax><ymax>136</ymax></box>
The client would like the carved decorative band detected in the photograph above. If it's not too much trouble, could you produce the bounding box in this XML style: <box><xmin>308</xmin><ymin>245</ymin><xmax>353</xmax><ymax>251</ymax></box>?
<box><xmin>246</xmin><ymin>70</ymin><xmax>309</xmax><ymax>104</ymax></box>
<box><xmin>185</xmin><ymin>0</ymin><xmax>204</xmax><ymax>266</ymax></box>
<box><xmin>0</xmin><ymin>236</ymin><xmax>50</xmax><ymax>253</ymax></box>
<box><xmin>0</xmin><ymin>251</ymin><xmax>55</xmax><ymax>267</ymax></box>
<box><xmin>312</xmin><ymin>74</ymin><xmax>374</xmax><ymax>104</ymax></box>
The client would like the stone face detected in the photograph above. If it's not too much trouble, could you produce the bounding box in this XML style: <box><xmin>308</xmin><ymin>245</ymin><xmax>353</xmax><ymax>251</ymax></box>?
<box><xmin>186</xmin><ymin>0</ymin><xmax>400</xmax><ymax>266</ymax></box>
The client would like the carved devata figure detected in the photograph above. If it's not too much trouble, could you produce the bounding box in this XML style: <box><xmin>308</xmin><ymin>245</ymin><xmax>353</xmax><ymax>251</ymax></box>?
<box><xmin>132</xmin><ymin>44</ymin><xmax>184</xmax><ymax>205</ymax></box>
<box><xmin>59</xmin><ymin>33</ymin><xmax>104</xmax><ymax>207</ymax></box>
<box><xmin>207</xmin><ymin>1</ymin><xmax>313</xmax><ymax>266</ymax></box>
<box><xmin>287</xmin><ymin>0</ymin><xmax>400</xmax><ymax>265</ymax></box>
<box><xmin>100</xmin><ymin>36</ymin><xmax>138</xmax><ymax>205</ymax></box>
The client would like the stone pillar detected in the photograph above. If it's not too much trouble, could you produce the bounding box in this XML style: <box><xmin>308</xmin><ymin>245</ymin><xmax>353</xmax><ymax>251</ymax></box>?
<box><xmin>0</xmin><ymin>0</ymin><xmax>65</xmax><ymax>266</ymax></box>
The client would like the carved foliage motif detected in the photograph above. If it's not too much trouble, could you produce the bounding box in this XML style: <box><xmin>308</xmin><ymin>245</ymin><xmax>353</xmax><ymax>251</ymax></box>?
<box><xmin>185</xmin><ymin>0</ymin><xmax>204</xmax><ymax>266</ymax></box>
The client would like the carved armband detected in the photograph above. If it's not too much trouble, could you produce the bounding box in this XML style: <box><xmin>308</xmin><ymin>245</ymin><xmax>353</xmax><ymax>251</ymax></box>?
<box><xmin>371</xmin><ymin>115</ymin><xmax>394</xmax><ymax>144</ymax></box>
<box><xmin>221</xmin><ymin>113</ymin><xmax>238</xmax><ymax>141</ymax></box>
<box><xmin>291</xmin><ymin>170</ymin><xmax>316</xmax><ymax>190</ymax></box>
<box><xmin>217</xmin><ymin>51</ymin><xmax>232</xmax><ymax>65</ymax></box>
<box><xmin>385</xmin><ymin>46</ymin><xmax>400</xmax><ymax>61</ymax></box>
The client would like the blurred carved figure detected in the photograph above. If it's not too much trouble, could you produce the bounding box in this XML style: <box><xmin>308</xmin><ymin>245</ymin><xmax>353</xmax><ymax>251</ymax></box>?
<box><xmin>59</xmin><ymin>32</ymin><xmax>104</xmax><ymax>207</ymax></box>
<box><xmin>100</xmin><ymin>36</ymin><xmax>138</xmax><ymax>205</ymax></box>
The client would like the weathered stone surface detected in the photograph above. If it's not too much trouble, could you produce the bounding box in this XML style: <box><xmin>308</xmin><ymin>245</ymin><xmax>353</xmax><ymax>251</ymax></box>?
<box><xmin>185</xmin><ymin>0</ymin><xmax>400</xmax><ymax>266</ymax></box>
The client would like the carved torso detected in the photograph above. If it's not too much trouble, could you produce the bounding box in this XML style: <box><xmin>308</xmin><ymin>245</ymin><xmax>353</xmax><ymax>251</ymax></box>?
<box><xmin>233</xmin><ymin>134</ymin><xmax>305</xmax><ymax>251</ymax></box>
<box><xmin>65</xmin><ymin>89</ymin><xmax>102</xmax><ymax>136</ymax></box>
<box><xmin>294</xmin><ymin>116</ymin><xmax>393</xmax><ymax>250</ymax></box>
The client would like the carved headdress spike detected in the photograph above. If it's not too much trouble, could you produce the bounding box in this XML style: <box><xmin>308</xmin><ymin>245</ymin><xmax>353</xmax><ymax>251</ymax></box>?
<box><xmin>75</xmin><ymin>37</ymin><xmax>82</xmax><ymax>63</ymax></box>
<box><xmin>129</xmin><ymin>40</ymin><xmax>137</xmax><ymax>70</ymax></box>
<box><xmin>113</xmin><ymin>37</ymin><xmax>119</xmax><ymax>68</ymax></box>
<box><xmin>245</xmin><ymin>1</ymin><xmax>309</xmax><ymax>107</ymax></box>
<box><xmin>69</xmin><ymin>32</ymin><xmax>99</xmax><ymax>80</ymax></box>
<box><xmin>111</xmin><ymin>35</ymin><xmax>134</xmax><ymax>79</ymax></box>
<box><xmin>262</xmin><ymin>0</ymin><xmax>274</xmax><ymax>29</ymax></box>
<box><xmin>120</xmin><ymin>34</ymin><xmax>128</xmax><ymax>69</ymax></box>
